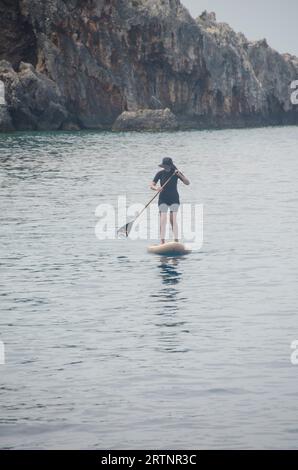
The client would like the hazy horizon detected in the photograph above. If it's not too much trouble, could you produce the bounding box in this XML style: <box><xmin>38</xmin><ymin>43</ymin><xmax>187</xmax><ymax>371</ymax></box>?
<box><xmin>182</xmin><ymin>0</ymin><xmax>298</xmax><ymax>57</ymax></box>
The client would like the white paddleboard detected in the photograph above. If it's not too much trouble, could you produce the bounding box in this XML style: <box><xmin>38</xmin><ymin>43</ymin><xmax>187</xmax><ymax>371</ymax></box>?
<box><xmin>148</xmin><ymin>242</ymin><xmax>191</xmax><ymax>257</ymax></box>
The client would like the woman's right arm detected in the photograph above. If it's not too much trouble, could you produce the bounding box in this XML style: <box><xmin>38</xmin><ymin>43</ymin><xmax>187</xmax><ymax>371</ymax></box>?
<box><xmin>175</xmin><ymin>170</ymin><xmax>190</xmax><ymax>186</ymax></box>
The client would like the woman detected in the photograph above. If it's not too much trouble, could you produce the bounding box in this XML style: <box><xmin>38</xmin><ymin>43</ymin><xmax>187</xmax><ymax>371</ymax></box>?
<box><xmin>151</xmin><ymin>157</ymin><xmax>190</xmax><ymax>244</ymax></box>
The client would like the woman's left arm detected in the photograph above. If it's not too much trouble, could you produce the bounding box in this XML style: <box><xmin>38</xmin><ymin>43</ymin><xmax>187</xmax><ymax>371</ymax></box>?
<box><xmin>175</xmin><ymin>170</ymin><xmax>190</xmax><ymax>186</ymax></box>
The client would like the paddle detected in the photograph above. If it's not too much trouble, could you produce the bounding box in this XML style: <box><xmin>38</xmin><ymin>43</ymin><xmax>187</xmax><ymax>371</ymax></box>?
<box><xmin>117</xmin><ymin>171</ymin><xmax>176</xmax><ymax>238</ymax></box>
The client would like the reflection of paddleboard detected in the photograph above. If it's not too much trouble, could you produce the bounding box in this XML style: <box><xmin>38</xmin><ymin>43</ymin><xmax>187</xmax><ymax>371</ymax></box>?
<box><xmin>148</xmin><ymin>242</ymin><xmax>191</xmax><ymax>257</ymax></box>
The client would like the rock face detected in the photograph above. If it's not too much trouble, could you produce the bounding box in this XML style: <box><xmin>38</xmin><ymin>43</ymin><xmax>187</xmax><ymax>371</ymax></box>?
<box><xmin>0</xmin><ymin>0</ymin><xmax>297</xmax><ymax>131</ymax></box>
<box><xmin>0</xmin><ymin>0</ymin><xmax>37</xmax><ymax>70</ymax></box>
<box><xmin>113</xmin><ymin>108</ymin><xmax>178</xmax><ymax>131</ymax></box>
<box><xmin>196</xmin><ymin>11</ymin><xmax>298</xmax><ymax>127</ymax></box>
<box><xmin>0</xmin><ymin>60</ymin><xmax>68</xmax><ymax>130</ymax></box>
<box><xmin>0</xmin><ymin>105</ymin><xmax>14</xmax><ymax>131</ymax></box>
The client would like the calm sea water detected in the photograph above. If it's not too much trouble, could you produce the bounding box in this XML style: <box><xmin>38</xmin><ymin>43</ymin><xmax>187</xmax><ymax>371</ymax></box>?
<box><xmin>0</xmin><ymin>127</ymin><xmax>298</xmax><ymax>449</ymax></box>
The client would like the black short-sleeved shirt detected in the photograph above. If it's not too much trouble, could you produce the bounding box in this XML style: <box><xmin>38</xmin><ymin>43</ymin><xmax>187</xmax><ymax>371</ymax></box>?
<box><xmin>153</xmin><ymin>170</ymin><xmax>181</xmax><ymax>205</ymax></box>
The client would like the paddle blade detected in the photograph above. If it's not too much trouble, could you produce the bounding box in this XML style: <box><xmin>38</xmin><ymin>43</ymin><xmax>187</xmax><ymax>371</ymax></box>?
<box><xmin>117</xmin><ymin>220</ymin><xmax>134</xmax><ymax>238</ymax></box>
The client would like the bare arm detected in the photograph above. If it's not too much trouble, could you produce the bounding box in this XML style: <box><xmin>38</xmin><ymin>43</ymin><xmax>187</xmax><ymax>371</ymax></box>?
<box><xmin>175</xmin><ymin>170</ymin><xmax>190</xmax><ymax>186</ymax></box>
<box><xmin>150</xmin><ymin>181</ymin><xmax>161</xmax><ymax>191</ymax></box>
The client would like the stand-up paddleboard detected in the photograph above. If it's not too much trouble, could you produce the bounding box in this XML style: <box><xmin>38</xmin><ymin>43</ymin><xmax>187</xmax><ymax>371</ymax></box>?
<box><xmin>148</xmin><ymin>242</ymin><xmax>191</xmax><ymax>257</ymax></box>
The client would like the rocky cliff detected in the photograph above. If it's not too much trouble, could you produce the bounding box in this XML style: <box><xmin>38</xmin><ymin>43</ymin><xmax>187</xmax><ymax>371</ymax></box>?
<box><xmin>0</xmin><ymin>0</ymin><xmax>297</xmax><ymax>131</ymax></box>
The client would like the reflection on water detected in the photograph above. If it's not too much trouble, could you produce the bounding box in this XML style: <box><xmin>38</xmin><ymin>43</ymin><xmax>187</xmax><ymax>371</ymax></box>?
<box><xmin>154</xmin><ymin>257</ymin><xmax>183</xmax><ymax>314</ymax></box>
<box><xmin>158</xmin><ymin>257</ymin><xmax>182</xmax><ymax>286</ymax></box>
<box><xmin>153</xmin><ymin>257</ymin><xmax>189</xmax><ymax>354</ymax></box>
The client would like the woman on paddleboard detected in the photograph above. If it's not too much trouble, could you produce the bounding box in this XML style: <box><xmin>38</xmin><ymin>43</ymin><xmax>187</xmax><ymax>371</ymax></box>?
<box><xmin>151</xmin><ymin>157</ymin><xmax>190</xmax><ymax>244</ymax></box>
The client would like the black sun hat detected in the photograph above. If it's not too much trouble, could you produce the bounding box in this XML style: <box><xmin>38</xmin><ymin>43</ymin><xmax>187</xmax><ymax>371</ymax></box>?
<box><xmin>159</xmin><ymin>157</ymin><xmax>176</xmax><ymax>170</ymax></box>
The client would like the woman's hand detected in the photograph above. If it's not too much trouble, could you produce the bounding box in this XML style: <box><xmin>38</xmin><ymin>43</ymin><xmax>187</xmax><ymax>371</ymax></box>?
<box><xmin>150</xmin><ymin>182</ymin><xmax>162</xmax><ymax>192</ymax></box>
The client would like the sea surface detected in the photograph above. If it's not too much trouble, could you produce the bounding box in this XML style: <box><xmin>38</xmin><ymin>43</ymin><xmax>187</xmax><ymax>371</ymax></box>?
<box><xmin>0</xmin><ymin>126</ymin><xmax>298</xmax><ymax>449</ymax></box>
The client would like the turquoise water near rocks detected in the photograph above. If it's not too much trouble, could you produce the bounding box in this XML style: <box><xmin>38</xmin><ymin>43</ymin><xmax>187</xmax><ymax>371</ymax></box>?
<box><xmin>0</xmin><ymin>126</ymin><xmax>298</xmax><ymax>449</ymax></box>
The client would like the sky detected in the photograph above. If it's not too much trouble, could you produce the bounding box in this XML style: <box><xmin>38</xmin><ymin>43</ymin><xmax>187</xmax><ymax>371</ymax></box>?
<box><xmin>182</xmin><ymin>0</ymin><xmax>298</xmax><ymax>56</ymax></box>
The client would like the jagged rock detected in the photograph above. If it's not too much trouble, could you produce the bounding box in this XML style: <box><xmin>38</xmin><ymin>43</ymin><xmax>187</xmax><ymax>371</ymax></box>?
<box><xmin>247</xmin><ymin>41</ymin><xmax>298</xmax><ymax>115</ymax></box>
<box><xmin>113</xmin><ymin>108</ymin><xmax>179</xmax><ymax>131</ymax></box>
<box><xmin>196</xmin><ymin>13</ymin><xmax>298</xmax><ymax>125</ymax></box>
<box><xmin>0</xmin><ymin>104</ymin><xmax>14</xmax><ymax>131</ymax></box>
<box><xmin>0</xmin><ymin>1</ymin><xmax>297</xmax><ymax>131</ymax></box>
<box><xmin>199</xmin><ymin>10</ymin><xmax>216</xmax><ymax>24</ymax></box>
<box><xmin>0</xmin><ymin>59</ymin><xmax>68</xmax><ymax>130</ymax></box>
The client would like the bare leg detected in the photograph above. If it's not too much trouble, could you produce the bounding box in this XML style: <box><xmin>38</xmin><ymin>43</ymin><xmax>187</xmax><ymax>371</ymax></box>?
<box><xmin>160</xmin><ymin>212</ymin><xmax>167</xmax><ymax>244</ymax></box>
<box><xmin>170</xmin><ymin>212</ymin><xmax>179</xmax><ymax>242</ymax></box>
